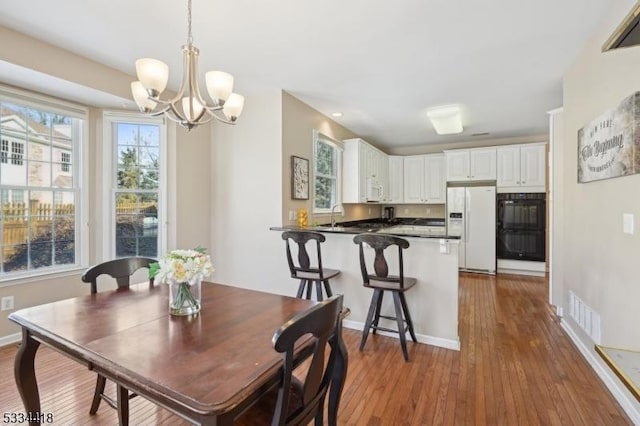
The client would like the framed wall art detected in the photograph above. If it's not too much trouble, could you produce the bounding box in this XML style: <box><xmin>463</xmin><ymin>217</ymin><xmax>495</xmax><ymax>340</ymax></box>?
<box><xmin>578</xmin><ymin>92</ymin><xmax>640</xmax><ymax>183</ymax></box>
<box><xmin>291</xmin><ymin>155</ymin><xmax>309</xmax><ymax>200</ymax></box>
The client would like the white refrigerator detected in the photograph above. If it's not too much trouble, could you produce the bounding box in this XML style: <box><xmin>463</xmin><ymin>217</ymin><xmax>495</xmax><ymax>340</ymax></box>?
<box><xmin>447</xmin><ymin>186</ymin><xmax>496</xmax><ymax>274</ymax></box>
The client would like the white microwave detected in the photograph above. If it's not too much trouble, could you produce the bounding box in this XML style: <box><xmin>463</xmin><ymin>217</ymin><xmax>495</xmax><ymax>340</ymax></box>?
<box><xmin>366</xmin><ymin>177</ymin><xmax>383</xmax><ymax>202</ymax></box>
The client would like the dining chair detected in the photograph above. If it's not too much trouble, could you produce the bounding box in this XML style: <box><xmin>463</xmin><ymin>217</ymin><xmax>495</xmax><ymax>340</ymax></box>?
<box><xmin>353</xmin><ymin>233</ymin><xmax>417</xmax><ymax>361</ymax></box>
<box><xmin>237</xmin><ymin>294</ymin><xmax>344</xmax><ymax>426</ymax></box>
<box><xmin>81</xmin><ymin>256</ymin><xmax>156</xmax><ymax>426</ymax></box>
<box><xmin>282</xmin><ymin>230</ymin><xmax>340</xmax><ymax>301</ymax></box>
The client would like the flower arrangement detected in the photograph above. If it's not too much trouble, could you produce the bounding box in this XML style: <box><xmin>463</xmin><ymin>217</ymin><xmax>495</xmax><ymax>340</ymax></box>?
<box><xmin>151</xmin><ymin>247</ymin><xmax>214</xmax><ymax>315</ymax></box>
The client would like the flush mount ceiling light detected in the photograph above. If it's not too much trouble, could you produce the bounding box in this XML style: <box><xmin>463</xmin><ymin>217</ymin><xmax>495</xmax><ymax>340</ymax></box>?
<box><xmin>331</xmin><ymin>112</ymin><xmax>343</xmax><ymax>117</ymax></box>
<box><xmin>427</xmin><ymin>105</ymin><xmax>463</xmax><ymax>135</ymax></box>
<box><xmin>131</xmin><ymin>0</ymin><xmax>244</xmax><ymax>131</ymax></box>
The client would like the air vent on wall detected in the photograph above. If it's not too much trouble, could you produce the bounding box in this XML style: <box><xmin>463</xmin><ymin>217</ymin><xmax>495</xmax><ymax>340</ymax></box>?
<box><xmin>603</xmin><ymin>3</ymin><xmax>640</xmax><ymax>51</ymax></box>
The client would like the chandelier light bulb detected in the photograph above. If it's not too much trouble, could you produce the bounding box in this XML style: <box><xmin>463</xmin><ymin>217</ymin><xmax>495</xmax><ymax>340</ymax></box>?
<box><xmin>135</xmin><ymin>58</ymin><xmax>169</xmax><ymax>97</ymax></box>
<box><xmin>131</xmin><ymin>81</ymin><xmax>157</xmax><ymax>112</ymax></box>
<box><xmin>223</xmin><ymin>93</ymin><xmax>245</xmax><ymax>122</ymax></box>
<box><xmin>182</xmin><ymin>96</ymin><xmax>204</xmax><ymax>121</ymax></box>
<box><xmin>205</xmin><ymin>71</ymin><xmax>234</xmax><ymax>105</ymax></box>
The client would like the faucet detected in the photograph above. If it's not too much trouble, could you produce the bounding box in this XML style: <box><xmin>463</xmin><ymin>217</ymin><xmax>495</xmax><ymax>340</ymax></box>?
<box><xmin>330</xmin><ymin>204</ymin><xmax>340</xmax><ymax>228</ymax></box>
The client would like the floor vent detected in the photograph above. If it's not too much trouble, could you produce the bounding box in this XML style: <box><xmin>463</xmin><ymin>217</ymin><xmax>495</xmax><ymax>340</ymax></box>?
<box><xmin>569</xmin><ymin>291</ymin><xmax>601</xmax><ymax>344</ymax></box>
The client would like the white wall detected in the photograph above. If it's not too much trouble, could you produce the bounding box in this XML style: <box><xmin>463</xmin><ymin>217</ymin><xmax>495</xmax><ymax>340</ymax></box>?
<box><xmin>560</xmin><ymin>0</ymin><xmax>640</xmax><ymax>418</ymax></box>
<box><xmin>210</xmin><ymin>90</ymin><xmax>288</xmax><ymax>293</ymax></box>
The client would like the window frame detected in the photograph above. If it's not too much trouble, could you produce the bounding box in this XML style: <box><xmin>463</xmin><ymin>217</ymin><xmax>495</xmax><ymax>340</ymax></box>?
<box><xmin>312</xmin><ymin>130</ymin><xmax>343</xmax><ymax>214</ymax></box>
<box><xmin>102</xmin><ymin>111</ymin><xmax>167</xmax><ymax>261</ymax></box>
<box><xmin>0</xmin><ymin>84</ymin><xmax>89</xmax><ymax>284</ymax></box>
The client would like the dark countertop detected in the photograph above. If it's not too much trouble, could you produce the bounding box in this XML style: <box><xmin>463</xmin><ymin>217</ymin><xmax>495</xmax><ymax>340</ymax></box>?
<box><xmin>271</xmin><ymin>218</ymin><xmax>460</xmax><ymax>240</ymax></box>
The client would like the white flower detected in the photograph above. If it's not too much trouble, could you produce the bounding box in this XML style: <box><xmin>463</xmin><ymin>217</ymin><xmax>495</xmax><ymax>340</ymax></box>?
<box><xmin>154</xmin><ymin>248</ymin><xmax>215</xmax><ymax>286</ymax></box>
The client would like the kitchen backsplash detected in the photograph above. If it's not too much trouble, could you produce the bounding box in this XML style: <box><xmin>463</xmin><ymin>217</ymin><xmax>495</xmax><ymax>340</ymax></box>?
<box><xmin>301</xmin><ymin>203</ymin><xmax>445</xmax><ymax>226</ymax></box>
<box><xmin>387</xmin><ymin>204</ymin><xmax>445</xmax><ymax>219</ymax></box>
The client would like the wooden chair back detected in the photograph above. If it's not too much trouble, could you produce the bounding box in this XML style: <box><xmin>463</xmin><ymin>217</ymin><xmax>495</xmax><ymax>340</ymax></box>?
<box><xmin>81</xmin><ymin>257</ymin><xmax>156</xmax><ymax>294</ymax></box>
<box><xmin>271</xmin><ymin>294</ymin><xmax>343</xmax><ymax>425</ymax></box>
<box><xmin>282</xmin><ymin>231</ymin><xmax>327</xmax><ymax>280</ymax></box>
<box><xmin>353</xmin><ymin>233</ymin><xmax>410</xmax><ymax>288</ymax></box>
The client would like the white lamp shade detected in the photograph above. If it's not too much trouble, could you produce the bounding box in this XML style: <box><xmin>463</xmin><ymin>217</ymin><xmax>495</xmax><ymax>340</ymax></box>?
<box><xmin>135</xmin><ymin>58</ymin><xmax>169</xmax><ymax>95</ymax></box>
<box><xmin>223</xmin><ymin>93</ymin><xmax>245</xmax><ymax>120</ymax></box>
<box><xmin>182</xmin><ymin>97</ymin><xmax>204</xmax><ymax>121</ymax></box>
<box><xmin>205</xmin><ymin>71</ymin><xmax>234</xmax><ymax>103</ymax></box>
<box><xmin>131</xmin><ymin>81</ymin><xmax>157</xmax><ymax>112</ymax></box>
<box><xmin>427</xmin><ymin>105</ymin><xmax>463</xmax><ymax>135</ymax></box>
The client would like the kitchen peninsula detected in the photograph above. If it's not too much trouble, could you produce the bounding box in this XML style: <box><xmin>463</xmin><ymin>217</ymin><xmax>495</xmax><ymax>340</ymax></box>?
<box><xmin>271</xmin><ymin>220</ymin><xmax>461</xmax><ymax>351</ymax></box>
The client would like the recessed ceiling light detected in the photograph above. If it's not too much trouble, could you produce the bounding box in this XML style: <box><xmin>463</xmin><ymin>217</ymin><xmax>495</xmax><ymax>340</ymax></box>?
<box><xmin>331</xmin><ymin>112</ymin><xmax>343</xmax><ymax>117</ymax></box>
<box><xmin>426</xmin><ymin>105</ymin><xmax>463</xmax><ymax>135</ymax></box>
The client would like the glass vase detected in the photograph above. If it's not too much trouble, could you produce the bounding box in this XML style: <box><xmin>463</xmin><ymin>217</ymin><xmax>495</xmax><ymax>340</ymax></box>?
<box><xmin>169</xmin><ymin>280</ymin><xmax>201</xmax><ymax>316</ymax></box>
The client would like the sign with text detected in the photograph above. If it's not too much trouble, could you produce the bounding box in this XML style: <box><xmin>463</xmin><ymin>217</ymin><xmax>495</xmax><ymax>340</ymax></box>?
<box><xmin>577</xmin><ymin>92</ymin><xmax>640</xmax><ymax>183</ymax></box>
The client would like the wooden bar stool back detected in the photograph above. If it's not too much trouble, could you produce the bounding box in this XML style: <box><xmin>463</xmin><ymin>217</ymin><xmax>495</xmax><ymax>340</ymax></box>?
<box><xmin>282</xmin><ymin>231</ymin><xmax>340</xmax><ymax>301</ymax></box>
<box><xmin>353</xmin><ymin>233</ymin><xmax>417</xmax><ymax>361</ymax></box>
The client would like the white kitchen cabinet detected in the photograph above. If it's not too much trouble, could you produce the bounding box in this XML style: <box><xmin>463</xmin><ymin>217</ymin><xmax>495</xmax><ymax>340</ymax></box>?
<box><xmin>343</xmin><ymin>138</ymin><xmax>388</xmax><ymax>203</ymax></box>
<box><xmin>424</xmin><ymin>154</ymin><xmax>446</xmax><ymax>203</ymax></box>
<box><xmin>445</xmin><ymin>148</ymin><xmax>496</xmax><ymax>181</ymax></box>
<box><xmin>403</xmin><ymin>154</ymin><xmax>445</xmax><ymax>204</ymax></box>
<box><xmin>387</xmin><ymin>156</ymin><xmax>404</xmax><ymax>203</ymax></box>
<box><xmin>497</xmin><ymin>143</ymin><xmax>546</xmax><ymax>193</ymax></box>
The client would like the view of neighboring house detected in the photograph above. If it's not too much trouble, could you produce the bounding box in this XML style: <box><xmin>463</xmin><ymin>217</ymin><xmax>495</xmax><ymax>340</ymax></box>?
<box><xmin>0</xmin><ymin>104</ymin><xmax>74</xmax><ymax>206</ymax></box>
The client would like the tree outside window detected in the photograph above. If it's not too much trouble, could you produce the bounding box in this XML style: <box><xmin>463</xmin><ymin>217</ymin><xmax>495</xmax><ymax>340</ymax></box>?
<box><xmin>114</xmin><ymin>123</ymin><xmax>160</xmax><ymax>258</ymax></box>
<box><xmin>313</xmin><ymin>133</ymin><xmax>342</xmax><ymax>213</ymax></box>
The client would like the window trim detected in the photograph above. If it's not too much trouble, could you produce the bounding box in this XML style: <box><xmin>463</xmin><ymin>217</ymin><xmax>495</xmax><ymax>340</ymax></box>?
<box><xmin>312</xmin><ymin>130</ymin><xmax>343</xmax><ymax>214</ymax></box>
<box><xmin>102</xmin><ymin>111</ymin><xmax>167</xmax><ymax>261</ymax></box>
<box><xmin>0</xmin><ymin>84</ymin><xmax>89</xmax><ymax>285</ymax></box>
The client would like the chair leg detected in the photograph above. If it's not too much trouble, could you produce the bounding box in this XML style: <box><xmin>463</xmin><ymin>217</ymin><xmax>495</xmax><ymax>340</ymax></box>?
<box><xmin>360</xmin><ymin>289</ymin><xmax>381</xmax><ymax>351</ymax></box>
<box><xmin>296</xmin><ymin>279</ymin><xmax>306</xmax><ymax>298</ymax></box>
<box><xmin>372</xmin><ymin>290</ymin><xmax>384</xmax><ymax>335</ymax></box>
<box><xmin>315</xmin><ymin>281</ymin><xmax>323</xmax><ymax>301</ymax></box>
<box><xmin>399</xmin><ymin>292</ymin><xmax>417</xmax><ymax>342</ymax></box>
<box><xmin>116</xmin><ymin>385</ymin><xmax>129</xmax><ymax>426</ymax></box>
<box><xmin>305</xmin><ymin>280</ymin><xmax>312</xmax><ymax>299</ymax></box>
<box><xmin>392</xmin><ymin>292</ymin><xmax>409</xmax><ymax>361</ymax></box>
<box><xmin>89</xmin><ymin>374</ymin><xmax>106</xmax><ymax>414</ymax></box>
<box><xmin>323</xmin><ymin>280</ymin><xmax>333</xmax><ymax>298</ymax></box>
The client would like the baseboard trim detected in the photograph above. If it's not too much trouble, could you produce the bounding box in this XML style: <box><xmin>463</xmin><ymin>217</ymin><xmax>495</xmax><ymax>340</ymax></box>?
<box><xmin>560</xmin><ymin>318</ymin><xmax>640</xmax><ymax>424</ymax></box>
<box><xmin>0</xmin><ymin>332</ymin><xmax>21</xmax><ymax>348</ymax></box>
<box><xmin>342</xmin><ymin>319</ymin><xmax>461</xmax><ymax>351</ymax></box>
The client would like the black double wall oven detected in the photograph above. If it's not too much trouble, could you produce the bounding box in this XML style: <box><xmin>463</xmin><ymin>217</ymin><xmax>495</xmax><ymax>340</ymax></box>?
<box><xmin>496</xmin><ymin>193</ymin><xmax>545</xmax><ymax>262</ymax></box>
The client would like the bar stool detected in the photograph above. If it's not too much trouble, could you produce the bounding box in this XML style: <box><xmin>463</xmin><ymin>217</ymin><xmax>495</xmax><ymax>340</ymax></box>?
<box><xmin>353</xmin><ymin>233</ymin><xmax>417</xmax><ymax>361</ymax></box>
<box><xmin>282</xmin><ymin>230</ymin><xmax>340</xmax><ymax>301</ymax></box>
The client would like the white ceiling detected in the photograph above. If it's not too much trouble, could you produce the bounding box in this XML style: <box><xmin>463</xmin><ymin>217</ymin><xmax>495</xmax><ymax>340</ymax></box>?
<box><xmin>0</xmin><ymin>0</ymin><xmax>613</xmax><ymax>149</ymax></box>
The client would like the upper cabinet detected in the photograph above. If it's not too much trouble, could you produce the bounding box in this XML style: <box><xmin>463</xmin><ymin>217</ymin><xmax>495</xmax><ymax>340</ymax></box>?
<box><xmin>403</xmin><ymin>154</ymin><xmax>445</xmax><ymax>204</ymax></box>
<box><xmin>497</xmin><ymin>143</ymin><xmax>546</xmax><ymax>193</ymax></box>
<box><xmin>343</xmin><ymin>138</ymin><xmax>389</xmax><ymax>203</ymax></box>
<box><xmin>387</xmin><ymin>156</ymin><xmax>404</xmax><ymax>204</ymax></box>
<box><xmin>445</xmin><ymin>147</ymin><xmax>496</xmax><ymax>182</ymax></box>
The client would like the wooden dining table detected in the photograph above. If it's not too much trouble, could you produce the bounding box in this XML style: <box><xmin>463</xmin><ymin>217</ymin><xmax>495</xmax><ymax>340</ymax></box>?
<box><xmin>9</xmin><ymin>281</ymin><xmax>348</xmax><ymax>425</ymax></box>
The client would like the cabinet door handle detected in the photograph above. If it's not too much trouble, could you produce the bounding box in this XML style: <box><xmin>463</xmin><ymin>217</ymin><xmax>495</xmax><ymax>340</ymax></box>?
<box><xmin>522</xmin><ymin>181</ymin><xmax>526</xmax><ymax>184</ymax></box>
<box><xmin>517</xmin><ymin>181</ymin><xmax>520</xmax><ymax>184</ymax></box>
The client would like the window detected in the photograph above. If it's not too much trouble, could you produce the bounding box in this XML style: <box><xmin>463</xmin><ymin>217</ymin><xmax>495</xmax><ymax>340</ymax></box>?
<box><xmin>313</xmin><ymin>131</ymin><xmax>342</xmax><ymax>213</ymax></box>
<box><xmin>104</xmin><ymin>113</ymin><xmax>165</xmax><ymax>259</ymax></box>
<box><xmin>11</xmin><ymin>141</ymin><xmax>23</xmax><ymax>165</ymax></box>
<box><xmin>0</xmin><ymin>88</ymin><xmax>87</xmax><ymax>279</ymax></box>
<box><xmin>1</xmin><ymin>139</ymin><xmax>7</xmax><ymax>164</ymax></box>
<box><xmin>61</xmin><ymin>152</ymin><xmax>70</xmax><ymax>172</ymax></box>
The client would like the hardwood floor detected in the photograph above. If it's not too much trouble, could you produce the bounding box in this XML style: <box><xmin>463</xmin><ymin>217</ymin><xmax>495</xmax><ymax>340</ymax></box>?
<box><xmin>0</xmin><ymin>273</ymin><xmax>631</xmax><ymax>425</ymax></box>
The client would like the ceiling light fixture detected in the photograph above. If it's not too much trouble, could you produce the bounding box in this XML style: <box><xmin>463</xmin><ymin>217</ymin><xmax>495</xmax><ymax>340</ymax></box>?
<box><xmin>331</xmin><ymin>112</ymin><xmax>343</xmax><ymax>117</ymax></box>
<box><xmin>427</xmin><ymin>105</ymin><xmax>463</xmax><ymax>135</ymax></box>
<box><xmin>131</xmin><ymin>0</ymin><xmax>244</xmax><ymax>131</ymax></box>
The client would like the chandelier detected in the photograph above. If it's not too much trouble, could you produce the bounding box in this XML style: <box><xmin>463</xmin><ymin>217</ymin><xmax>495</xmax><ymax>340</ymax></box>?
<box><xmin>130</xmin><ymin>0</ymin><xmax>244</xmax><ymax>130</ymax></box>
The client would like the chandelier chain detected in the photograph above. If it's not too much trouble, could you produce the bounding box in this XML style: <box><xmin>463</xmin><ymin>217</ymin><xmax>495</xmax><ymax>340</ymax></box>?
<box><xmin>187</xmin><ymin>0</ymin><xmax>193</xmax><ymax>46</ymax></box>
